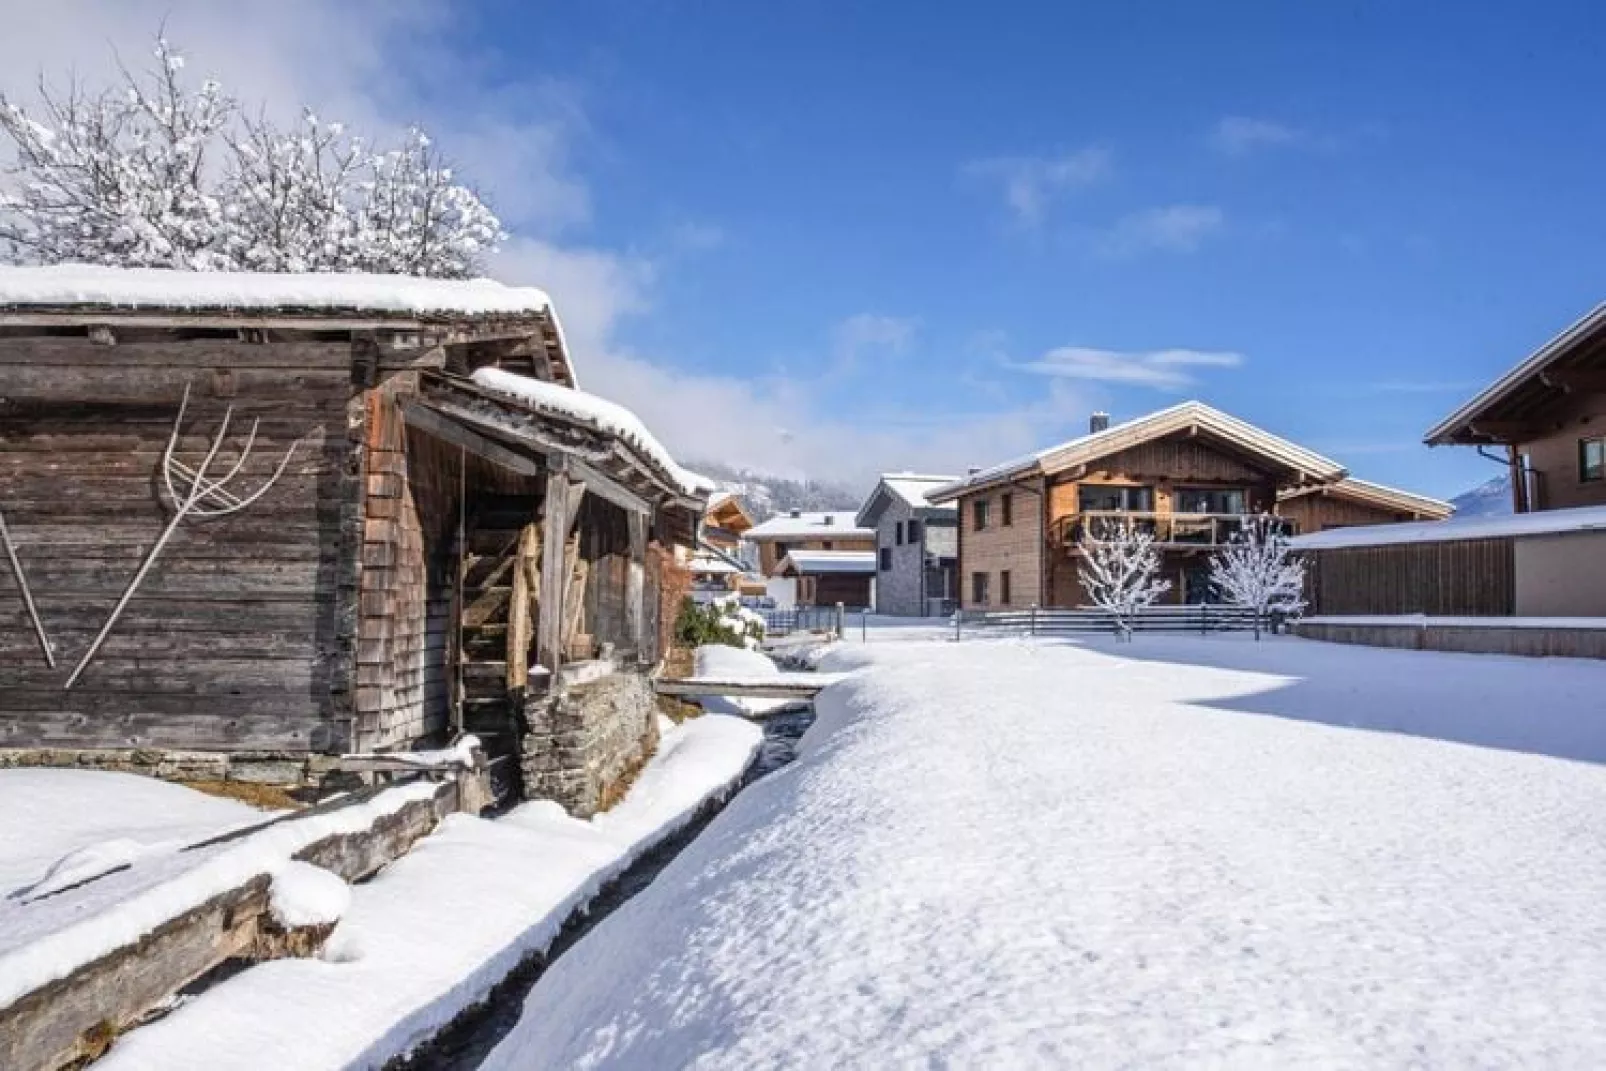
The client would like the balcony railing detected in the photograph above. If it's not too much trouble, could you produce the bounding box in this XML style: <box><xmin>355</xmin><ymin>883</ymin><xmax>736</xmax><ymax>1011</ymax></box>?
<box><xmin>1059</xmin><ymin>511</ymin><xmax>1289</xmax><ymax>549</ymax></box>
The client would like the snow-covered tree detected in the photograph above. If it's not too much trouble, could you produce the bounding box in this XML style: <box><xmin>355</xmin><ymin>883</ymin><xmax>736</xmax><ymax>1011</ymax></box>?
<box><xmin>1208</xmin><ymin>514</ymin><xmax>1307</xmax><ymax>640</ymax></box>
<box><xmin>0</xmin><ymin>38</ymin><xmax>503</xmax><ymax>277</ymax></box>
<box><xmin>1078</xmin><ymin>518</ymin><xmax>1171</xmax><ymax>640</ymax></box>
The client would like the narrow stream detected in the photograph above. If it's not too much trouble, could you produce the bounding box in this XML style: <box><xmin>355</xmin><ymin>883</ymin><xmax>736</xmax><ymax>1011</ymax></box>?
<box><xmin>394</xmin><ymin>705</ymin><xmax>816</xmax><ymax>1071</ymax></box>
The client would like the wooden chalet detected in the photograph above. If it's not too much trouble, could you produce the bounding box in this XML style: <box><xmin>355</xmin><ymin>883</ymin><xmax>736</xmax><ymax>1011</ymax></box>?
<box><xmin>0</xmin><ymin>266</ymin><xmax>704</xmax><ymax>813</ymax></box>
<box><xmin>701</xmin><ymin>491</ymin><xmax>754</xmax><ymax>554</ymax></box>
<box><xmin>1278</xmin><ymin>477</ymin><xmax>1452</xmax><ymax>534</ymax></box>
<box><xmin>775</xmin><ymin>549</ymin><xmax>877</xmax><ymax>609</ymax></box>
<box><xmin>929</xmin><ymin>403</ymin><xmax>1349</xmax><ymax>609</ymax></box>
<box><xmin>1426</xmin><ymin>299</ymin><xmax>1606</xmax><ymax>513</ymax></box>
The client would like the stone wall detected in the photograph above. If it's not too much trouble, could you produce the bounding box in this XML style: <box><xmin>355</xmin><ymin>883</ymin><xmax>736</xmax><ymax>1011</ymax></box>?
<box><xmin>520</xmin><ymin>670</ymin><xmax>660</xmax><ymax>818</ymax></box>
<box><xmin>0</xmin><ymin>746</ymin><xmax>355</xmax><ymax>788</ymax></box>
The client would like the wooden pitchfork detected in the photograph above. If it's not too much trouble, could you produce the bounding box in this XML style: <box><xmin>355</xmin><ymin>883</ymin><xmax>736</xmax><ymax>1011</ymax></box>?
<box><xmin>64</xmin><ymin>383</ymin><xmax>304</xmax><ymax>689</ymax></box>
<box><xmin>1</xmin><ymin>506</ymin><xmax>54</xmax><ymax>668</ymax></box>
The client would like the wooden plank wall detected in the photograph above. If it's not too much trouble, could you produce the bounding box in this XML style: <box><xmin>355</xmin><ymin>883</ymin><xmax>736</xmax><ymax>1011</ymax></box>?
<box><xmin>1306</xmin><ymin>538</ymin><xmax>1516</xmax><ymax>616</ymax></box>
<box><xmin>1279</xmin><ymin>494</ymin><xmax>1417</xmax><ymax>535</ymax></box>
<box><xmin>0</xmin><ymin>335</ymin><xmax>353</xmax><ymax>752</ymax></box>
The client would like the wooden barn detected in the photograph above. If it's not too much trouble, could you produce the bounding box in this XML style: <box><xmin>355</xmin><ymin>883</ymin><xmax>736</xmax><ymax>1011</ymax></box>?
<box><xmin>0</xmin><ymin>266</ymin><xmax>705</xmax><ymax>813</ymax></box>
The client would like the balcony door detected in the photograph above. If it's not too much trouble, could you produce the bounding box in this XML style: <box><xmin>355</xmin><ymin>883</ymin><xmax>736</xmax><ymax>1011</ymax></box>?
<box><xmin>1174</xmin><ymin>487</ymin><xmax>1247</xmax><ymax>515</ymax></box>
<box><xmin>1078</xmin><ymin>485</ymin><xmax>1154</xmax><ymax>512</ymax></box>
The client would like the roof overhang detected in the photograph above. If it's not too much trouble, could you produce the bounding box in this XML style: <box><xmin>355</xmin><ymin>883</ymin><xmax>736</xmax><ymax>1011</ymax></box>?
<box><xmin>777</xmin><ymin>551</ymin><xmax>877</xmax><ymax>577</ymax></box>
<box><xmin>1425</xmin><ymin>301</ymin><xmax>1606</xmax><ymax>446</ymax></box>
<box><xmin>1278</xmin><ymin>477</ymin><xmax>1454</xmax><ymax>519</ymax></box>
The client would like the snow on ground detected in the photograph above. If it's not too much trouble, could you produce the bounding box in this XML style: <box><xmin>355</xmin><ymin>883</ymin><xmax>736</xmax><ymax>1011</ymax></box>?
<box><xmin>100</xmin><ymin>713</ymin><xmax>762</xmax><ymax>1071</ymax></box>
<box><xmin>0</xmin><ymin>780</ymin><xmax>439</xmax><ymax>1010</ymax></box>
<box><xmin>0</xmin><ymin>769</ymin><xmax>262</xmax><ymax>898</ymax></box>
<box><xmin>689</xmin><ymin>645</ymin><xmax>807</xmax><ymax>717</ymax></box>
<box><xmin>486</xmin><ymin>635</ymin><xmax>1606</xmax><ymax>1068</ymax></box>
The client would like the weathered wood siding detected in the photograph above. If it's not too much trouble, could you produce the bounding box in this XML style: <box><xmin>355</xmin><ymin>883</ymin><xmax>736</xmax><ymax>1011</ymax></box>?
<box><xmin>1304</xmin><ymin>539</ymin><xmax>1516</xmax><ymax>616</ymax></box>
<box><xmin>1279</xmin><ymin>494</ymin><xmax>1420</xmax><ymax>535</ymax></box>
<box><xmin>0</xmin><ymin>335</ymin><xmax>355</xmax><ymax>752</ymax></box>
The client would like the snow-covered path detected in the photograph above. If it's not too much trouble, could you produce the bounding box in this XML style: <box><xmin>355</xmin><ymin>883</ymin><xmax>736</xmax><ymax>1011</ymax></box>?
<box><xmin>486</xmin><ymin>637</ymin><xmax>1606</xmax><ymax>1069</ymax></box>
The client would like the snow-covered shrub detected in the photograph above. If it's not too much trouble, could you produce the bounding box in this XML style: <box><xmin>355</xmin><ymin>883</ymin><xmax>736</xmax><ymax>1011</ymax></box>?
<box><xmin>0</xmin><ymin>37</ymin><xmax>502</xmax><ymax>277</ymax></box>
<box><xmin>1078</xmin><ymin>518</ymin><xmax>1171</xmax><ymax>640</ymax></box>
<box><xmin>675</xmin><ymin>595</ymin><xmax>766</xmax><ymax>650</ymax></box>
<box><xmin>1208</xmin><ymin>514</ymin><xmax>1306</xmax><ymax>640</ymax></box>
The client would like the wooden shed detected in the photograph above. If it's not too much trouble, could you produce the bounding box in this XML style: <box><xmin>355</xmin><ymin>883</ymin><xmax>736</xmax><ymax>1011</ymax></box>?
<box><xmin>0</xmin><ymin>266</ymin><xmax>704</xmax><ymax>812</ymax></box>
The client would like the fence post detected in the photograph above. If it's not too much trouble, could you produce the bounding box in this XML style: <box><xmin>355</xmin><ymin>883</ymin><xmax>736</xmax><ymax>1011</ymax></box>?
<box><xmin>1200</xmin><ymin>601</ymin><xmax>1208</xmax><ymax>635</ymax></box>
<box><xmin>835</xmin><ymin>601</ymin><xmax>845</xmax><ymax>639</ymax></box>
<box><xmin>1030</xmin><ymin>603</ymin><xmax>1038</xmax><ymax>637</ymax></box>
<box><xmin>952</xmin><ymin>610</ymin><xmax>961</xmax><ymax>643</ymax></box>
<box><xmin>861</xmin><ymin>609</ymin><xmax>868</xmax><ymax>644</ymax></box>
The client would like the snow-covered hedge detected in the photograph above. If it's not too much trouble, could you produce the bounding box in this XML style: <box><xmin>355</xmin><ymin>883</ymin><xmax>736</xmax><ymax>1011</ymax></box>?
<box><xmin>675</xmin><ymin>595</ymin><xmax>765</xmax><ymax>650</ymax></box>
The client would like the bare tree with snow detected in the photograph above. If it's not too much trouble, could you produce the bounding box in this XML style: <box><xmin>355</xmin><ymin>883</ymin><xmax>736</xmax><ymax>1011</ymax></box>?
<box><xmin>0</xmin><ymin>37</ymin><xmax>503</xmax><ymax>277</ymax></box>
<box><xmin>1078</xmin><ymin>518</ymin><xmax>1171</xmax><ymax>640</ymax></box>
<box><xmin>1208</xmin><ymin>514</ymin><xmax>1307</xmax><ymax>640</ymax></box>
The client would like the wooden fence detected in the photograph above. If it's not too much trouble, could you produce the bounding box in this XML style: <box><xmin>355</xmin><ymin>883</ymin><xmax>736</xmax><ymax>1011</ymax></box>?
<box><xmin>959</xmin><ymin>604</ymin><xmax>1266</xmax><ymax>636</ymax></box>
<box><xmin>1301</xmin><ymin>538</ymin><xmax>1515</xmax><ymax>617</ymax></box>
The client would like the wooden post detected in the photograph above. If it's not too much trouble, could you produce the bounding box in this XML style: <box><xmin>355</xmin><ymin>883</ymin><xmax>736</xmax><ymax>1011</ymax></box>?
<box><xmin>1030</xmin><ymin>603</ymin><xmax>1039</xmax><ymax>637</ymax></box>
<box><xmin>538</xmin><ymin>468</ymin><xmax>579</xmax><ymax>674</ymax></box>
<box><xmin>507</xmin><ymin>523</ymin><xmax>541</xmax><ymax>690</ymax></box>
<box><xmin>624</xmin><ymin>511</ymin><xmax>648</xmax><ymax>658</ymax></box>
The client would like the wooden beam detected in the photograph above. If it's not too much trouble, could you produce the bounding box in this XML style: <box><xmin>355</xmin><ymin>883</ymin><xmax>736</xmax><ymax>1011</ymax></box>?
<box><xmin>572</xmin><ymin>458</ymin><xmax>653</xmax><ymax>515</ymax></box>
<box><xmin>654</xmin><ymin>678</ymin><xmax>826</xmax><ymax>700</ymax></box>
<box><xmin>1540</xmin><ymin>367</ymin><xmax>1606</xmax><ymax>392</ymax></box>
<box><xmin>625</xmin><ymin>511</ymin><xmax>647</xmax><ymax>655</ymax></box>
<box><xmin>1467</xmin><ymin>420</ymin><xmax>1544</xmax><ymax>440</ymax></box>
<box><xmin>401</xmin><ymin>402</ymin><xmax>542</xmax><ymax>477</ymax></box>
<box><xmin>537</xmin><ymin>469</ymin><xmax>580</xmax><ymax>672</ymax></box>
<box><xmin>507</xmin><ymin>523</ymin><xmax>541</xmax><ymax>690</ymax></box>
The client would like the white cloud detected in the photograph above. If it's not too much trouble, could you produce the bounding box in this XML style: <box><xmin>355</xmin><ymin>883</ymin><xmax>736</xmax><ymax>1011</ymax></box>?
<box><xmin>832</xmin><ymin>312</ymin><xmax>918</xmax><ymax>372</ymax></box>
<box><xmin>964</xmin><ymin>147</ymin><xmax>1112</xmax><ymax>226</ymax></box>
<box><xmin>1098</xmin><ymin>205</ymin><xmax>1225</xmax><ymax>256</ymax></box>
<box><xmin>1011</xmin><ymin>346</ymin><xmax>1244</xmax><ymax>390</ymax></box>
<box><xmin>1210</xmin><ymin>116</ymin><xmax>1305</xmax><ymax>156</ymax></box>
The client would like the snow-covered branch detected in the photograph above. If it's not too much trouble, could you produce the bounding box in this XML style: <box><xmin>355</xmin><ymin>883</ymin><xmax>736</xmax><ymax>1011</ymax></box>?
<box><xmin>1207</xmin><ymin>514</ymin><xmax>1306</xmax><ymax>639</ymax></box>
<box><xmin>1078</xmin><ymin>518</ymin><xmax>1171</xmax><ymax>640</ymax></box>
<box><xmin>0</xmin><ymin>37</ymin><xmax>504</xmax><ymax>277</ymax></box>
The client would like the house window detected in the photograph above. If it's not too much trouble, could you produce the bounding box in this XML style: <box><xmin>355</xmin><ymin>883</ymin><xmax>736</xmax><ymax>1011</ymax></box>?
<box><xmin>879</xmin><ymin>547</ymin><xmax>892</xmax><ymax>571</ymax></box>
<box><xmin>1079</xmin><ymin>485</ymin><xmax>1155</xmax><ymax>512</ymax></box>
<box><xmin>1000</xmin><ymin>569</ymin><xmax>1012</xmax><ymax>605</ymax></box>
<box><xmin>895</xmin><ymin>521</ymin><xmax>905</xmax><ymax>545</ymax></box>
<box><xmin>822</xmin><ymin>541</ymin><xmax>834</xmax><ymax>550</ymax></box>
<box><xmin>1581</xmin><ymin>437</ymin><xmax>1606</xmax><ymax>482</ymax></box>
<box><xmin>971</xmin><ymin>571</ymin><xmax>990</xmax><ymax>606</ymax></box>
<box><xmin>1176</xmin><ymin>487</ymin><xmax>1248</xmax><ymax>514</ymax></box>
<box><xmin>973</xmin><ymin>499</ymin><xmax>990</xmax><ymax>531</ymax></box>
<box><xmin>1001</xmin><ymin>493</ymin><xmax>1014</xmax><ymax>527</ymax></box>
<box><xmin>907</xmin><ymin>519</ymin><xmax>922</xmax><ymax>543</ymax></box>
<box><xmin>773</xmin><ymin>541</ymin><xmax>791</xmax><ymax>559</ymax></box>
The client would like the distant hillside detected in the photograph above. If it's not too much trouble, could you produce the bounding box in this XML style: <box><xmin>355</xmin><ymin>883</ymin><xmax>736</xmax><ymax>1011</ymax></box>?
<box><xmin>690</xmin><ymin>460</ymin><xmax>864</xmax><ymax>519</ymax></box>
<box><xmin>1450</xmin><ymin>474</ymin><xmax>1512</xmax><ymax>519</ymax></box>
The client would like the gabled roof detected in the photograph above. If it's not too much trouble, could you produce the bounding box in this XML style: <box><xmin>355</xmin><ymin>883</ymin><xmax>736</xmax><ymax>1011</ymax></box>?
<box><xmin>745</xmin><ymin>511</ymin><xmax>874</xmax><ymax>541</ymax></box>
<box><xmin>1278</xmin><ymin>477</ymin><xmax>1454</xmax><ymax>520</ymax></box>
<box><xmin>855</xmin><ymin>473</ymin><xmax>959</xmax><ymax>528</ymax></box>
<box><xmin>704</xmin><ymin>492</ymin><xmax>755</xmax><ymax>535</ymax></box>
<box><xmin>1426</xmin><ymin>300</ymin><xmax>1606</xmax><ymax>446</ymax></box>
<box><xmin>928</xmin><ymin>401</ymin><xmax>1346</xmax><ymax>502</ymax></box>
<box><xmin>777</xmin><ymin>550</ymin><xmax>878</xmax><ymax>576</ymax></box>
<box><xmin>1290</xmin><ymin>503</ymin><xmax>1606</xmax><ymax>551</ymax></box>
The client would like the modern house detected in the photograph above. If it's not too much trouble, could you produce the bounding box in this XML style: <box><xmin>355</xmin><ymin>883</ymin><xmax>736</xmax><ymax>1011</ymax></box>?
<box><xmin>744</xmin><ymin>509</ymin><xmax>875</xmax><ymax>608</ymax></box>
<box><xmin>1277</xmin><ymin>477</ymin><xmax>1452</xmax><ymax>533</ymax></box>
<box><xmin>855</xmin><ymin>473</ymin><xmax>958</xmax><ymax>616</ymax></box>
<box><xmin>0</xmin><ymin>265</ymin><xmax>706</xmax><ymax>812</ymax></box>
<box><xmin>1287</xmin><ymin>301</ymin><xmax>1606</xmax><ymax>656</ymax></box>
<box><xmin>929</xmin><ymin>403</ymin><xmax>1353</xmax><ymax>610</ymax></box>
<box><xmin>1426</xmin><ymin>299</ymin><xmax>1606</xmax><ymax>513</ymax></box>
<box><xmin>775</xmin><ymin>549</ymin><xmax>877</xmax><ymax>609</ymax></box>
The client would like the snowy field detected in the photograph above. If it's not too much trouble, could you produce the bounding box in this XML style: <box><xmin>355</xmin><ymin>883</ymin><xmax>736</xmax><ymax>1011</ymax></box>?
<box><xmin>487</xmin><ymin>635</ymin><xmax>1606</xmax><ymax>1068</ymax></box>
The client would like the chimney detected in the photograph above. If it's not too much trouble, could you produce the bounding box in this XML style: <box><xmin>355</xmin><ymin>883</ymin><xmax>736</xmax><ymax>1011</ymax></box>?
<box><xmin>823</xmin><ymin>515</ymin><xmax>835</xmax><ymax>526</ymax></box>
<box><xmin>789</xmin><ymin>508</ymin><xmax>801</xmax><ymax>519</ymax></box>
<box><xmin>967</xmin><ymin>466</ymin><xmax>981</xmax><ymax>477</ymax></box>
<box><xmin>1090</xmin><ymin>411</ymin><xmax>1110</xmax><ymax>434</ymax></box>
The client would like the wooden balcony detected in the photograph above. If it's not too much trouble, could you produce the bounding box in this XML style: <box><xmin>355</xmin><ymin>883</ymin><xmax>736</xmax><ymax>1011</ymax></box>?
<box><xmin>1058</xmin><ymin>511</ymin><xmax>1288</xmax><ymax>550</ymax></box>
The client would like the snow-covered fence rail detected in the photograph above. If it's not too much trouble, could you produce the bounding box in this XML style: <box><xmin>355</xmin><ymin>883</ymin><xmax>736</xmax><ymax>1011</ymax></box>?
<box><xmin>761</xmin><ymin>607</ymin><xmax>839</xmax><ymax>636</ymax></box>
<box><xmin>960</xmin><ymin>604</ymin><xmax>1272</xmax><ymax>636</ymax></box>
<box><xmin>0</xmin><ymin>770</ymin><xmax>485</xmax><ymax>1071</ymax></box>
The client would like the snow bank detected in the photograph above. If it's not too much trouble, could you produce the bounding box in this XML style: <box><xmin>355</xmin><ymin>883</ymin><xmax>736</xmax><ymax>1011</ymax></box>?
<box><xmin>0</xmin><ymin>769</ymin><xmax>261</xmax><ymax>898</ymax></box>
<box><xmin>0</xmin><ymin>264</ymin><xmax>552</xmax><ymax>317</ymax></box>
<box><xmin>0</xmin><ymin>780</ymin><xmax>439</xmax><ymax>1009</ymax></box>
<box><xmin>470</xmin><ymin>367</ymin><xmax>711</xmax><ymax>496</ymax></box>
<box><xmin>484</xmin><ymin>637</ymin><xmax>1606</xmax><ymax>1068</ymax></box>
<box><xmin>99</xmin><ymin>714</ymin><xmax>762</xmax><ymax>1071</ymax></box>
<box><xmin>269</xmin><ymin>862</ymin><xmax>352</xmax><ymax>929</ymax></box>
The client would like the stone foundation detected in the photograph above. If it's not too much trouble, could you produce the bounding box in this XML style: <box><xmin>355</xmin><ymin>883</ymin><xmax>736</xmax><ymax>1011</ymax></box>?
<box><xmin>0</xmin><ymin>747</ymin><xmax>356</xmax><ymax>789</ymax></box>
<box><xmin>521</xmin><ymin>670</ymin><xmax>660</xmax><ymax>818</ymax></box>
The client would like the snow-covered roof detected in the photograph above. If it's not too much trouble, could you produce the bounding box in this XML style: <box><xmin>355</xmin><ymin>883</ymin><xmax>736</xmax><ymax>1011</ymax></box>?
<box><xmin>0</xmin><ymin>264</ymin><xmax>554</xmax><ymax>319</ymax></box>
<box><xmin>930</xmin><ymin>401</ymin><xmax>1346</xmax><ymax>501</ymax></box>
<box><xmin>469</xmin><ymin>367</ymin><xmax>712</xmax><ymax>497</ymax></box>
<box><xmin>1290</xmin><ymin>503</ymin><xmax>1606</xmax><ymax>551</ymax></box>
<box><xmin>689</xmin><ymin>552</ymin><xmax>743</xmax><ymax>575</ymax></box>
<box><xmin>778</xmin><ymin>550</ymin><xmax>878</xmax><ymax>576</ymax></box>
<box><xmin>1279</xmin><ymin>477</ymin><xmax>1454</xmax><ymax>519</ymax></box>
<box><xmin>745</xmin><ymin>511</ymin><xmax>874</xmax><ymax>541</ymax></box>
<box><xmin>856</xmin><ymin>473</ymin><xmax>959</xmax><ymax>527</ymax></box>
<box><xmin>1425</xmin><ymin>299</ymin><xmax>1606</xmax><ymax>445</ymax></box>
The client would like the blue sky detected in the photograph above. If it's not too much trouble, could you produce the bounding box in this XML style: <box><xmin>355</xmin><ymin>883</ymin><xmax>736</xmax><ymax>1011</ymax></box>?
<box><xmin>7</xmin><ymin>1</ymin><xmax>1606</xmax><ymax>497</ymax></box>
